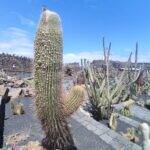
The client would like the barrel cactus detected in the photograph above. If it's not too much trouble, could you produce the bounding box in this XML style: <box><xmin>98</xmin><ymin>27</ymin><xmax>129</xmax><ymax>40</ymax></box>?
<box><xmin>64</xmin><ymin>85</ymin><xmax>85</xmax><ymax>117</ymax></box>
<box><xmin>34</xmin><ymin>8</ymin><xmax>76</xmax><ymax>150</ymax></box>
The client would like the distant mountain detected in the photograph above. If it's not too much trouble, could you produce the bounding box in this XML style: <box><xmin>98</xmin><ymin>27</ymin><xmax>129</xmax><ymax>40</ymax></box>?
<box><xmin>91</xmin><ymin>59</ymin><xmax>150</xmax><ymax>70</ymax></box>
<box><xmin>0</xmin><ymin>53</ymin><xmax>33</xmax><ymax>74</ymax></box>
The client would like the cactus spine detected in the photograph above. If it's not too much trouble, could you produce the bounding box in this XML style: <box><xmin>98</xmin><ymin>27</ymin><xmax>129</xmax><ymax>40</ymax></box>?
<box><xmin>64</xmin><ymin>85</ymin><xmax>85</xmax><ymax>117</ymax></box>
<box><xmin>34</xmin><ymin>8</ymin><xmax>76</xmax><ymax>150</ymax></box>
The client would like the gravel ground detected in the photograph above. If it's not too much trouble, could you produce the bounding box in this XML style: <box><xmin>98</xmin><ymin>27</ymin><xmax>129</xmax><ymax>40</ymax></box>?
<box><xmin>4</xmin><ymin>97</ymin><xmax>44</xmax><ymax>148</ymax></box>
<box><xmin>2</xmin><ymin>97</ymin><xmax>113</xmax><ymax>150</ymax></box>
<box><xmin>69</xmin><ymin>118</ymin><xmax>114</xmax><ymax>150</ymax></box>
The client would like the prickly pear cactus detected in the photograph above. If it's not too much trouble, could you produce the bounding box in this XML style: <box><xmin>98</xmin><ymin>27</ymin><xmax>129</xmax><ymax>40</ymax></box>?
<box><xmin>64</xmin><ymin>85</ymin><xmax>85</xmax><ymax>117</ymax></box>
<box><xmin>34</xmin><ymin>8</ymin><xmax>76</xmax><ymax>150</ymax></box>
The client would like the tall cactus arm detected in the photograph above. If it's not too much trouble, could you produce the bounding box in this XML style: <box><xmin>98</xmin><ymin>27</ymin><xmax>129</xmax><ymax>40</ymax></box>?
<box><xmin>64</xmin><ymin>85</ymin><xmax>85</xmax><ymax>117</ymax></box>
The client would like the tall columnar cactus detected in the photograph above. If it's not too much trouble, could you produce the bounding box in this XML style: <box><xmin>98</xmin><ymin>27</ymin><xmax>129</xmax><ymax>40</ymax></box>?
<box><xmin>126</xmin><ymin>43</ymin><xmax>143</xmax><ymax>97</ymax></box>
<box><xmin>34</xmin><ymin>8</ymin><xmax>76</xmax><ymax>150</ymax></box>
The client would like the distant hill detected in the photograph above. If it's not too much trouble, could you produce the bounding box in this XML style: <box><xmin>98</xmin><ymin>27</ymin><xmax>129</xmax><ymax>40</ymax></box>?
<box><xmin>0</xmin><ymin>53</ymin><xmax>33</xmax><ymax>74</ymax></box>
<box><xmin>0</xmin><ymin>53</ymin><xmax>150</xmax><ymax>76</ymax></box>
<box><xmin>91</xmin><ymin>59</ymin><xmax>150</xmax><ymax>70</ymax></box>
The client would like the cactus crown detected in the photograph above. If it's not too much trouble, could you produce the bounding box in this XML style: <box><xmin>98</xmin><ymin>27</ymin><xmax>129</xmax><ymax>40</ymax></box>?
<box><xmin>38</xmin><ymin>9</ymin><xmax>61</xmax><ymax>31</ymax></box>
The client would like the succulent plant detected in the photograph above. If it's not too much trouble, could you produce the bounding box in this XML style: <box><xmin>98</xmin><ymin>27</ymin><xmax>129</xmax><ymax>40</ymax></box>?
<box><xmin>120</xmin><ymin>99</ymin><xmax>134</xmax><ymax>117</ymax></box>
<box><xmin>121</xmin><ymin>127</ymin><xmax>139</xmax><ymax>143</ymax></box>
<box><xmin>34</xmin><ymin>8</ymin><xmax>76</xmax><ymax>150</ymax></box>
<box><xmin>81</xmin><ymin>38</ymin><xmax>132</xmax><ymax>120</ymax></box>
<box><xmin>10</xmin><ymin>101</ymin><xmax>25</xmax><ymax>115</ymax></box>
<box><xmin>139</xmin><ymin>123</ymin><xmax>150</xmax><ymax>150</ymax></box>
<box><xmin>64</xmin><ymin>85</ymin><xmax>85</xmax><ymax>117</ymax></box>
<box><xmin>140</xmin><ymin>70</ymin><xmax>150</xmax><ymax>95</ymax></box>
<box><xmin>120</xmin><ymin>106</ymin><xmax>132</xmax><ymax>117</ymax></box>
<box><xmin>126</xmin><ymin>43</ymin><xmax>144</xmax><ymax>97</ymax></box>
<box><xmin>108</xmin><ymin>112</ymin><xmax>118</xmax><ymax>130</ymax></box>
<box><xmin>82</xmin><ymin>38</ymin><xmax>143</xmax><ymax>121</ymax></box>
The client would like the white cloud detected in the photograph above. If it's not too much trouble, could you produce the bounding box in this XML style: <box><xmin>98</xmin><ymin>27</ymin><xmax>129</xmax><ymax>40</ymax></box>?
<box><xmin>138</xmin><ymin>52</ymin><xmax>150</xmax><ymax>62</ymax></box>
<box><xmin>63</xmin><ymin>50</ymin><xmax>150</xmax><ymax>63</ymax></box>
<box><xmin>20</xmin><ymin>16</ymin><xmax>35</xmax><ymax>26</ymax></box>
<box><xmin>63</xmin><ymin>51</ymin><xmax>103</xmax><ymax>63</ymax></box>
<box><xmin>0</xmin><ymin>27</ymin><xmax>149</xmax><ymax>63</ymax></box>
<box><xmin>0</xmin><ymin>27</ymin><xmax>33</xmax><ymax>57</ymax></box>
<box><xmin>10</xmin><ymin>12</ymin><xmax>35</xmax><ymax>27</ymax></box>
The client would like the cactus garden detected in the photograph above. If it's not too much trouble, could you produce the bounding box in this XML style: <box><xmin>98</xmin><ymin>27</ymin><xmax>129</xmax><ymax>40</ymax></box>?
<box><xmin>0</xmin><ymin>1</ymin><xmax>150</xmax><ymax>150</ymax></box>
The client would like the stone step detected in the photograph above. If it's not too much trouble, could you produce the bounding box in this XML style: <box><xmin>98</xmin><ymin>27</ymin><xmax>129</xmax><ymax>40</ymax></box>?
<box><xmin>132</xmin><ymin>105</ymin><xmax>150</xmax><ymax>123</ymax></box>
<box><xmin>118</xmin><ymin>114</ymin><xmax>140</xmax><ymax>128</ymax></box>
<box><xmin>3</xmin><ymin>97</ymin><xmax>142</xmax><ymax>150</ymax></box>
<box><xmin>114</xmin><ymin>104</ymin><xmax>150</xmax><ymax>123</ymax></box>
<box><xmin>70</xmin><ymin>119</ymin><xmax>115</xmax><ymax>150</ymax></box>
<box><xmin>72</xmin><ymin>109</ymin><xmax>142</xmax><ymax>150</ymax></box>
<box><xmin>3</xmin><ymin>98</ymin><xmax>113</xmax><ymax>150</ymax></box>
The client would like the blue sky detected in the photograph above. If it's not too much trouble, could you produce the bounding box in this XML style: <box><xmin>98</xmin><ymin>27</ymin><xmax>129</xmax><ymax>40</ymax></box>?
<box><xmin>0</xmin><ymin>0</ymin><xmax>150</xmax><ymax>63</ymax></box>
